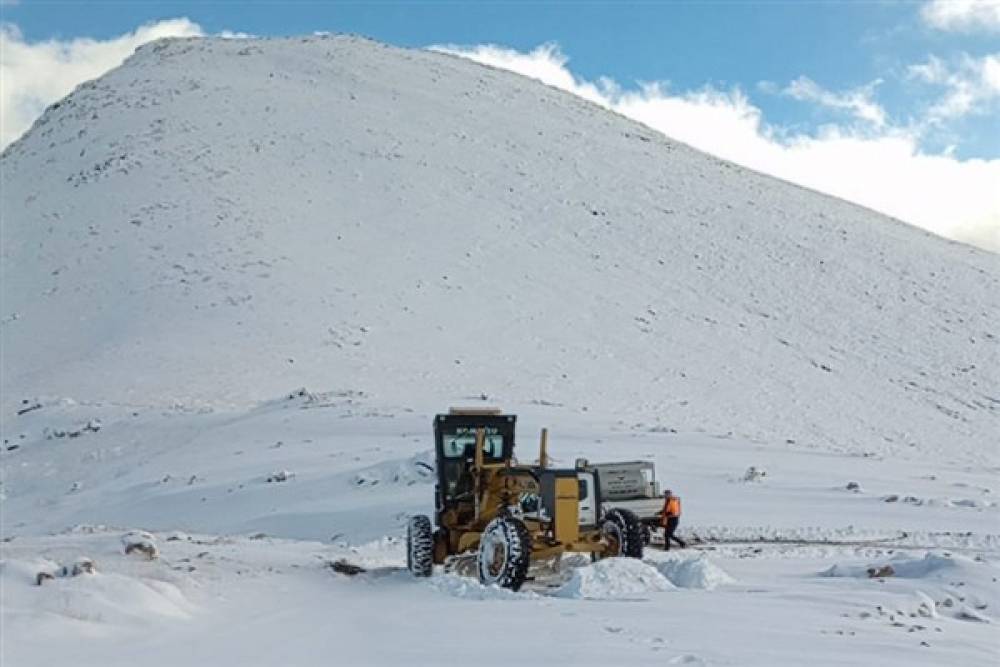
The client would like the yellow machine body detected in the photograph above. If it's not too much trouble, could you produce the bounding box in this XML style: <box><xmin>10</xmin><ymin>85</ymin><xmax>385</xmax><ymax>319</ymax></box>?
<box><xmin>432</xmin><ymin>411</ymin><xmax>614</xmax><ymax>563</ymax></box>
<box><xmin>552</xmin><ymin>476</ymin><xmax>580</xmax><ymax>544</ymax></box>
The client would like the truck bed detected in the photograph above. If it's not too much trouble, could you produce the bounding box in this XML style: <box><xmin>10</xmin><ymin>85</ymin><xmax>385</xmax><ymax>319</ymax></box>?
<box><xmin>603</xmin><ymin>497</ymin><xmax>663</xmax><ymax>524</ymax></box>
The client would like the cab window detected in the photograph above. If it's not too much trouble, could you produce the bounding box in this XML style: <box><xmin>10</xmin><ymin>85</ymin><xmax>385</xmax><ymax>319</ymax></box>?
<box><xmin>441</xmin><ymin>426</ymin><xmax>505</xmax><ymax>460</ymax></box>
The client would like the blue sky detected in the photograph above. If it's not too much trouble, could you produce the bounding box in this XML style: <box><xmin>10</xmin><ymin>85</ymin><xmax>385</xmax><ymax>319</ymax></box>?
<box><xmin>1</xmin><ymin>1</ymin><xmax>998</xmax><ymax>249</ymax></box>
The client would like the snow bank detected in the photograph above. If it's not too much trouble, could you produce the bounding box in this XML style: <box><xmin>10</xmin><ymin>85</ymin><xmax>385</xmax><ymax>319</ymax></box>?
<box><xmin>820</xmin><ymin>553</ymin><xmax>1000</xmax><ymax>623</ymax></box>
<box><xmin>882</xmin><ymin>494</ymin><xmax>994</xmax><ymax>509</ymax></box>
<box><xmin>351</xmin><ymin>451</ymin><xmax>435</xmax><ymax>488</ymax></box>
<box><xmin>428</xmin><ymin>574</ymin><xmax>537</xmax><ymax>600</ymax></box>
<box><xmin>554</xmin><ymin>558</ymin><xmax>674</xmax><ymax>600</ymax></box>
<box><xmin>1</xmin><ymin>554</ymin><xmax>195</xmax><ymax>629</ymax></box>
<box><xmin>667</xmin><ymin>656</ymin><xmax>708</xmax><ymax>666</ymax></box>
<box><xmin>821</xmin><ymin>553</ymin><xmax>961</xmax><ymax>579</ymax></box>
<box><xmin>650</xmin><ymin>555</ymin><xmax>735</xmax><ymax>590</ymax></box>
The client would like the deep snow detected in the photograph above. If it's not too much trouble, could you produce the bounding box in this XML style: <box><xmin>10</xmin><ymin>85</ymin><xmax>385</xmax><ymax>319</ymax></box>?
<box><xmin>3</xmin><ymin>397</ymin><xmax>998</xmax><ymax>666</ymax></box>
<box><xmin>2</xmin><ymin>35</ymin><xmax>999</xmax><ymax>667</ymax></box>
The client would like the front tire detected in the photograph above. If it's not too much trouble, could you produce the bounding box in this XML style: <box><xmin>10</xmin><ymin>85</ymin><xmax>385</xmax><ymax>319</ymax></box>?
<box><xmin>601</xmin><ymin>508</ymin><xmax>644</xmax><ymax>559</ymax></box>
<box><xmin>478</xmin><ymin>515</ymin><xmax>531</xmax><ymax>591</ymax></box>
<box><xmin>407</xmin><ymin>515</ymin><xmax>433</xmax><ymax>577</ymax></box>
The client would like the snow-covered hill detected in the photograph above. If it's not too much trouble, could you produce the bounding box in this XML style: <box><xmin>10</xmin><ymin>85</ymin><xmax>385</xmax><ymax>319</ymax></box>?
<box><xmin>2</xmin><ymin>35</ymin><xmax>997</xmax><ymax>458</ymax></box>
<box><xmin>2</xmin><ymin>35</ymin><xmax>999</xmax><ymax>667</ymax></box>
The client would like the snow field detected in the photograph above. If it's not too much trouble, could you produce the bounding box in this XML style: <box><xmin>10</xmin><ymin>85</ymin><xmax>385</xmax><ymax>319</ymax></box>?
<box><xmin>4</xmin><ymin>401</ymin><xmax>998</xmax><ymax>665</ymax></box>
<box><xmin>2</xmin><ymin>33</ymin><xmax>999</xmax><ymax>666</ymax></box>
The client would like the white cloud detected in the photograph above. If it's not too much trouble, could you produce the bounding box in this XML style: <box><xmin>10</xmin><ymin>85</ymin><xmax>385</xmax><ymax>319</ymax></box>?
<box><xmin>908</xmin><ymin>52</ymin><xmax>1000</xmax><ymax>121</ymax></box>
<box><xmin>0</xmin><ymin>18</ymin><xmax>204</xmax><ymax>148</ymax></box>
<box><xmin>783</xmin><ymin>76</ymin><xmax>887</xmax><ymax>128</ymax></box>
<box><xmin>433</xmin><ymin>43</ymin><xmax>1000</xmax><ymax>253</ymax></box>
<box><xmin>921</xmin><ymin>0</ymin><xmax>1000</xmax><ymax>32</ymax></box>
<box><xmin>218</xmin><ymin>30</ymin><xmax>254</xmax><ymax>40</ymax></box>
<box><xmin>436</xmin><ymin>42</ymin><xmax>620</xmax><ymax>106</ymax></box>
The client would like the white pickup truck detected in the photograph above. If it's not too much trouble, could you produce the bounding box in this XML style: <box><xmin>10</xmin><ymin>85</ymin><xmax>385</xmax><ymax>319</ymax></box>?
<box><xmin>577</xmin><ymin>459</ymin><xmax>664</xmax><ymax>543</ymax></box>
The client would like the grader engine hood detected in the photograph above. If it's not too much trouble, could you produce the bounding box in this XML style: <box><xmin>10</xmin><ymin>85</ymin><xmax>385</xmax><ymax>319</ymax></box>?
<box><xmin>499</xmin><ymin>469</ymin><xmax>540</xmax><ymax>496</ymax></box>
<box><xmin>539</xmin><ymin>470</ymin><xmax>581</xmax><ymax>544</ymax></box>
<box><xmin>478</xmin><ymin>466</ymin><xmax>541</xmax><ymax>521</ymax></box>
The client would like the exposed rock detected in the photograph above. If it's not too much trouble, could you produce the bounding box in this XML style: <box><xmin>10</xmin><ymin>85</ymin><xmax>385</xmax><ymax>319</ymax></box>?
<box><xmin>867</xmin><ymin>565</ymin><xmax>895</xmax><ymax>578</ymax></box>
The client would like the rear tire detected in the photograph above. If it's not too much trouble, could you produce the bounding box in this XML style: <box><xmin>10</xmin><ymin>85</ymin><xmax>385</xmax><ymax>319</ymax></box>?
<box><xmin>407</xmin><ymin>515</ymin><xmax>433</xmax><ymax>577</ymax></box>
<box><xmin>478</xmin><ymin>515</ymin><xmax>531</xmax><ymax>591</ymax></box>
<box><xmin>641</xmin><ymin>523</ymin><xmax>652</xmax><ymax>546</ymax></box>
<box><xmin>602</xmin><ymin>508</ymin><xmax>644</xmax><ymax>559</ymax></box>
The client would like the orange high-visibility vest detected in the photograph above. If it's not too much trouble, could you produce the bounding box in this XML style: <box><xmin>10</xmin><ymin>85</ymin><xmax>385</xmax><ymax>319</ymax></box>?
<box><xmin>664</xmin><ymin>496</ymin><xmax>681</xmax><ymax>518</ymax></box>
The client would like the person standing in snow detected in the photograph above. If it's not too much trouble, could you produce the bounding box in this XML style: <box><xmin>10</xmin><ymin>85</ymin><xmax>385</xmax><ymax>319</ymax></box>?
<box><xmin>660</xmin><ymin>490</ymin><xmax>686</xmax><ymax>550</ymax></box>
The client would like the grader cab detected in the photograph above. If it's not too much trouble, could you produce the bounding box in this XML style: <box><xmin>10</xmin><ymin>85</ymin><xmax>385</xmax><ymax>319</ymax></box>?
<box><xmin>406</xmin><ymin>408</ymin><xmax>644</xmax><ymax>590</ymax></box>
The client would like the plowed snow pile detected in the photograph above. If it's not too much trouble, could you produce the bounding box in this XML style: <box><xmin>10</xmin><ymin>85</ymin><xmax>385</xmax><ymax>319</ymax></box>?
<box><xmin>555</xmin><ymin>558</ymin><xmax>675</xmax><ymax>599</ymax></box>
<box><xmin>429</xmin><ymin>573</ymin><xmax>539</xmax><ymax>600</ymax></box>
<box><xmin>651</xmin><ymin>555</ymin><xmax>735</xmax><ymax>590</ymax></box>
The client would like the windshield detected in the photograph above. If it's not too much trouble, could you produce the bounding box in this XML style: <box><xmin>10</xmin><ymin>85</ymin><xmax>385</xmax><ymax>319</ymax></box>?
<box><xmin>441</xmin><ymin>426</ymin><xmax>505</xmax><ymax>459</ymax></box>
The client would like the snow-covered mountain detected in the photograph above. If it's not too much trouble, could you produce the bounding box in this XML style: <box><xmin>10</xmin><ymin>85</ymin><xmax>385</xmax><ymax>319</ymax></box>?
<box><xmin>2</xmin><ymin>35</ymin><xmax>998</xmax><ymax>458</ymax></box>
<box><xmin>3</xmin><ymin>35</ymin><xmax>1000</xmax><ymax>667</ymax></box>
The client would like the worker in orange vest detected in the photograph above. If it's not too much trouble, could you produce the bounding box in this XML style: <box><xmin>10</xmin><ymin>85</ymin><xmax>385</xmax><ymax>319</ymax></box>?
<box><xmin>660</xmin><ymin>490</ymin><xmax>686</xmax><ymax>550</ymax></box>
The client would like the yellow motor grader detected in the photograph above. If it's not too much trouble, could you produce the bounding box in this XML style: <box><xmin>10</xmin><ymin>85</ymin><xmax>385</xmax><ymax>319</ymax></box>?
<box><xmin>406</xmin><ymin>408</ymin><xmax>644</xmax><ymax>590</ymax></box>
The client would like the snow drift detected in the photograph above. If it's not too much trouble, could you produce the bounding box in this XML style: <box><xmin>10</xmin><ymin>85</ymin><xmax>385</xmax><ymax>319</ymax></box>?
<box><xmin>1</xmin><ymin>550</ymin><xmax>196</xmax><ymax>632</ymax></box>
<box><xmin>429</xmin><ymin>573</ymin><xmax>538</xmax><ymax>600</ymax></box>
<box><xmin>650</xmin><ymin>555</ymin><xmax>735</xmax><ymax>590</ymax></box>
<box><xmin>554</xmin><ymin>557</ymin><xmax>675</xmax><ymax>599</ymax></box>
<box><xmin>821</xmin><ymin>552</ymin><xmax>1000</xmax><ymax>623</ymax></box>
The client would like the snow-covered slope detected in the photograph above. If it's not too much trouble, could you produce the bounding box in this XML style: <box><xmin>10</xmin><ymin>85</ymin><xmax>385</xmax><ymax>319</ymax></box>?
<box><xmin>2</xmin><ymin>35</ymin><xmax>998</xmax><ymax>458</ymax></box>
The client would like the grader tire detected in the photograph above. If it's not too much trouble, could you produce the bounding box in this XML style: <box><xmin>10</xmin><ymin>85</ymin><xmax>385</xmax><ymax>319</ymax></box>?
<box><xmin>407</xmin><ymin>515</ymin><xmax>434</xmax><ymax>577</ymax></box>
<box><xmin>478</xmin><ymin>515</ymin><xmax>532</xmax><ymax>591</ymax></box>
<box><xmin>602</xmin><ymin>508</ymin><xmax>644</xmax><ymax>559</ymax></box>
